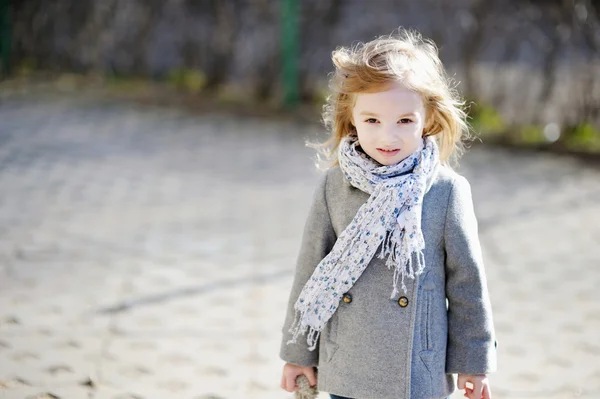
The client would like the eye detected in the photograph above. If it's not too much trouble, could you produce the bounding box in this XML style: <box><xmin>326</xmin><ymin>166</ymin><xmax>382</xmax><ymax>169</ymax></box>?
<box><xmin>399</xmin><ymin>118</ymin><xmax>413</xmax><ymax>124</ymax></box>
<box><xmin>364</xmin><ymin>118</ymin><xmax>378</xmax><ymax>124</ymax></box>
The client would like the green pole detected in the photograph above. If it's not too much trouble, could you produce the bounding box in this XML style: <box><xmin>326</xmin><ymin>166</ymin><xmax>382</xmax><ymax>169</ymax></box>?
<box><xmin>0</xmin><ymin>0</ymin><xmax>10</xmax><ymax>77</ymax></box>
<box><xmin>282</xmin><ymin>0</ymin><xmax>299</xmax><ymax>108</ymax></box>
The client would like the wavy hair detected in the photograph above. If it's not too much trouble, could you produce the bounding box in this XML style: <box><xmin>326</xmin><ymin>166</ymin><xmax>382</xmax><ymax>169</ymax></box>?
<box><xmin>311</xmin><ymin>28</ymin><xmax>470</xmax><ymax>168</ymax></box>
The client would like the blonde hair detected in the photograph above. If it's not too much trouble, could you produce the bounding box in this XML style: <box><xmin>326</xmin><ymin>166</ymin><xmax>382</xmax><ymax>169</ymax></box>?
<box><xmin>312</xmin><ymin>28</ymin><xmax>470</xmax><ymax>168</ymax></box>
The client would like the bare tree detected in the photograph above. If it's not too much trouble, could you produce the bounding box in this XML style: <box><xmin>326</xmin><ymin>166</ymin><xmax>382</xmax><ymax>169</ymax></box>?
<box><xmin>130</xmin><ymin>0</ymin><xmax>163</xmax><ymax>76</ymax></box>
<box><xmin>72</xmin><ymin>0</ymin><xmax>118</xmax><ymax>74</ymax></box>
<box><xmin>203</xmin><ymin>0</ymin><xmax>237</xmax><ymax>90</ymax></box>
<box><xmin>572</xmin><ymin>0</ymin><xmax>600</xmax><ymax>124</ymax></box>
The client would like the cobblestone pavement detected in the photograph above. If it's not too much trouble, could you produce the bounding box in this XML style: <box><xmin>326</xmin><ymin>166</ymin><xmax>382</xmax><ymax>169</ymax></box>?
<box><xmin>0</xmin><ymin>95</ymin><xmax>599</xmax><ymax>399</ymax></box>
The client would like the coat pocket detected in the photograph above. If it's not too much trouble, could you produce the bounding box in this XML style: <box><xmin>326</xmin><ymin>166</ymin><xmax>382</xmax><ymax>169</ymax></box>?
<box><xmin>422</xmin><ymin>290</ymin><xmax>433</xmax><ymax>350</ymax></box>
<box><xmin>324</xmin><ymin>340</ymin><xmax>339</xmax><ymax>362</ymax></box>
<box><xmin>323</xmin><ymin>312</ymin><xmax>340</xmax><ymax>362</ymax></box>
<box><xmin>327</xmin><ymin>310</ymin><xmax>339</xmax><ymax>342</ymax></box>
<box><xmin>420</xmin><ymin>277</ymin><xmax>435</xmax><ymax>351</ymax></box>
<box><xmin>419</xmin><ymin>349</ymin><xmax>435</xmax><ymax>374</ymax></box>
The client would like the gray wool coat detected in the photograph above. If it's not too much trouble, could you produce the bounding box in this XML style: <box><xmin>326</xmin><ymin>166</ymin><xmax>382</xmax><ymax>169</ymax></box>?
<box><xmin>279</xmin><ymin>163</ymin><xmax>497</xmax><ymax>399</ymax></box>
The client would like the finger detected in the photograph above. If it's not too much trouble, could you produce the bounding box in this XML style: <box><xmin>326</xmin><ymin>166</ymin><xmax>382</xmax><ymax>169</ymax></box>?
<box><xmin>472</xmin><ymin>379</ymin><xmax>483</xmax><ymax>399</ymax></box>
<box><xmin>483</xmin><ymin>383</ymin><xmax>492</xmax><ymax>399</ymax></box>
<box><xmin>462</xmin><ymin>381</ymin><xmax>473</xmax><ymax>397</ymax></box>
<box><xmin>284</xmin><ymin>374</ymin><xmax>297</xmax><ymax>392</ymax></box>
<box><xmin>305</xmin><ymin>367</ymin><xmax>317</xmax><ymax>387</ymax></box>
<box><xmin>457</xmin><ymin>374</ymin><xmax>466</xmax><ymax>389</ymax></box>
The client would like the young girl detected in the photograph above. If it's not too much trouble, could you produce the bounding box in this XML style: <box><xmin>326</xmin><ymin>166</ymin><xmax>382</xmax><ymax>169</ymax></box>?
<box><xmin>279</xmin><ymin>28</ymin><xmax>497</xmax><ymax>399</ymax></box>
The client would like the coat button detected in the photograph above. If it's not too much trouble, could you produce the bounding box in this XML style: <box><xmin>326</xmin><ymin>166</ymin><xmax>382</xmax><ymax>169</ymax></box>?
<box><xmin>342</xmin><ymin>293</ymin><xmax>352</xmax><ymax>304</ymax></box>
<box><xmin>398</xmin><ymin>296</ymin><xmax>409</xmax><ymax>307</ymax></box>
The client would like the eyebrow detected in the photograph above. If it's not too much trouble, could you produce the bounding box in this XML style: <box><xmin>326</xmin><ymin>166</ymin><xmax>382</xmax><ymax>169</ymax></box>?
<box><xmin>359</xmin><ymin>111</ymin><xmax>417</xmax><ymax>117</ymax></box>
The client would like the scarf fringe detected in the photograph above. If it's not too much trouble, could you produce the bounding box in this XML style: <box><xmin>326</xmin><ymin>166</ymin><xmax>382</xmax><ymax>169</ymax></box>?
<box><xmin>287</xmin><ymin>309</ymin><xmax>321</xmax><ymax>351</ymax></box>
<box><xmin>378</xmin><ymin>226</ymin><xmax>426</xmax><ymax>299</ymax></box>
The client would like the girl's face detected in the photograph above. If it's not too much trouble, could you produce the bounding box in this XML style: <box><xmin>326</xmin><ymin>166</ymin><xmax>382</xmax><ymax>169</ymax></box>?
<box><xmin>351</xmin><ymin>82</ymin><xmax>426</xmax><ymax>166</ymax></box>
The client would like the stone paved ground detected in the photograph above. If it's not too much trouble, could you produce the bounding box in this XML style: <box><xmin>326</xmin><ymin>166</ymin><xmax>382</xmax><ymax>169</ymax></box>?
<box><xmin>0</xmin><ymin>95</ymin><xmax>599</xmax><ymax>399</ymax></box>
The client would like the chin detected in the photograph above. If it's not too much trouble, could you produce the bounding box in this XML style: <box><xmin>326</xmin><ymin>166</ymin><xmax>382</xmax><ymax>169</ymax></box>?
<box><xmin>380</xmin><ymin>155</ymin><xmax>407</xmax><ymax>166</ymax></box>
<box><xmin>377</xmin><ymin>158</ymin><xmax>399</xmax><ymax>166</ymax></box>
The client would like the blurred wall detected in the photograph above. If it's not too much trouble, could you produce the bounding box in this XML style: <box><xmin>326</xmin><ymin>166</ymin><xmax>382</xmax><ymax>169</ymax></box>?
<box><xmin>8</xmin><ymin>0</ymin><xmax>600</xmax><ymax>127</ymax></box>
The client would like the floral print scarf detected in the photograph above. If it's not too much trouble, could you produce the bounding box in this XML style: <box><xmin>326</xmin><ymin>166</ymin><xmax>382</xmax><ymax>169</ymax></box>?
<box><xmin>287</xmin><ymin>134</ymin><xmax>440</xmax><ymax>350</ymax></box>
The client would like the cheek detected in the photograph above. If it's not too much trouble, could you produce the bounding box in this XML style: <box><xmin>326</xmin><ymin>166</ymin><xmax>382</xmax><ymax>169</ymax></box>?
<box><xmin>398</xmin><ymin>127</ymin><xmax>422</xmax><ymax>149</ymax></box>
<box><xmin>393</xmin><ymin>125</ymin><xmax>421</xmax><ymax>140</ymax></box>
<box><xmin>409</xmin><ymin>130</ymin><xmax>423</xmax><ymax>144</ymax></box>
<box><xmin>407</xmin><ymin>124</ymin><xmax>424</xmax><ymax>139</ymax></box>
<box><xmin>355</xmin><ymin>128</ymin><xmax>367</xmax><ymax>143</ymax></box>
<box><xmin>355</xmin><ymin>124</ymin><xmax>370</xmax><ymax>137</ymax></box>
<box><xmin>356</xmin><ymin>129</ymin><xmax>377</xmax><ymax>150</ymax></box>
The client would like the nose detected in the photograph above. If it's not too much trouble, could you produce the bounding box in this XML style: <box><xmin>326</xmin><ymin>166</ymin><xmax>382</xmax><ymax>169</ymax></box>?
<box><xmin>381</xmin><ymin>124</ymin><xmax>402</xmax><ymax>144</ymax></box>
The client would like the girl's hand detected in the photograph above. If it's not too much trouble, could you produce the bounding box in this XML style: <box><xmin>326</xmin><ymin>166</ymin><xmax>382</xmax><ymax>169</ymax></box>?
<box><xmin>457</xmin><ymin>374</ymin><xmax>492</xmax><ymax>399</ymax></box>
<box><xmin>280</xmin><ymin>362</ymin><xmax>317</xmax><ymax>392</ymax></box>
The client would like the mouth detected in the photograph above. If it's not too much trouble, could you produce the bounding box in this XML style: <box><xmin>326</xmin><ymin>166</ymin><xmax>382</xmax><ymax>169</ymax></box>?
<box><xmin>377</xmin><ymin>148</ymin><xmax>401</xmax><ymax>157</ymax></box>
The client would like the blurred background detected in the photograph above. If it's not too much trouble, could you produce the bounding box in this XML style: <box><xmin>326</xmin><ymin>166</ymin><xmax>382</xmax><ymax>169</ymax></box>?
<box><xmin>0</xmin><ymin>1</ymin><xmax>599</xmax><ymax>398</ymax></box>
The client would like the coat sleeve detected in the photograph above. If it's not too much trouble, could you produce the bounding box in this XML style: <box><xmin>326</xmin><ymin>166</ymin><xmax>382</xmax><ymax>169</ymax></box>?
<box><xmin>279</xmin><ymin>170</ymin><xmax>337</xmax><ymax>367</ymax></box>
<box><xmin>444</xmin><ymin>175</ymin><xmax>498</xmax><ymax>374</ymax></box>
